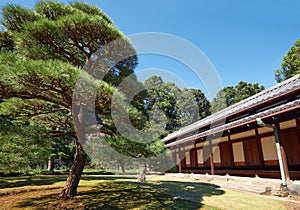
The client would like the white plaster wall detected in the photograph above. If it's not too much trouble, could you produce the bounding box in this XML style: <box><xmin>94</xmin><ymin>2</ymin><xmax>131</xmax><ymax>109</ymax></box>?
<box><xmin>213</xmin><ymin>146</ymin><xmax>221</xmax><ymax>163</ymax></box>
<box><xmin>197</xmin><ymin>149</ymin><xmax>203</xmax><ymax>164</ymax></box>
<box><xmin>261</xmin><ymin>136</ymin><xmax>278</xmax><ymax>160</ymax></box>
<box><xmin>232</xmin><ymin>142</ymin><xmax>245</xmax><ymax>162</ymax></box>
<box><xmin>185</xmin><ymin>151</ymin><xmax>191</xmax><ymax>164</ymax></box>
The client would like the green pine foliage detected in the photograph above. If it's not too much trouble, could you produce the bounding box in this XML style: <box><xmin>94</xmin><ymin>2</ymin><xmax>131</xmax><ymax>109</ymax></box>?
<box><xmin>0</xmin><ymin>1</ymin><xmax>141</xmax><ymax>182</ymax></box>
<box><xmin>0</xmin><ymin>31</ymin><xmax>14</xmax><ymax>52</ymax></box>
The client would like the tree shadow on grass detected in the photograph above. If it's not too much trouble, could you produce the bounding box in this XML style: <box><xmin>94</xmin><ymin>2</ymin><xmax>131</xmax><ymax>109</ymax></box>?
<box><xmin>16</xmin><ymin>179</ymin><xmax>224</xmax><ymax>209</ymax></box>
<box><xmin>0</xmin><ymin>176</ymin><xmax>67</xmax><ymax>189</ymax></box>
<box><xmin>85</xmin><ymin>181</ymin><xmax>224</xmax><ymax>209</ymax></box>
<box><xmin>0</xmin><ymin>175</ymin><xmax>137</xmax><ymax>190</ymax></box>
<box><xmin>80</xmin><ymin>175</ymin><xmax>138</xmax><ymax>182</ymax></box>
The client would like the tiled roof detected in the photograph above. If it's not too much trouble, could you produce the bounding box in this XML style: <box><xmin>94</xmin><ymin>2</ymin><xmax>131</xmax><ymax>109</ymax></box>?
<box><xmin>162</xmin><ymin>74</ymin><xmax>300</xmax><ymax>143</ymax></box>
<box><xmin>165</xmin><ymin>98</ymin><xmax>300</xmax><ymax>147</ymax></box>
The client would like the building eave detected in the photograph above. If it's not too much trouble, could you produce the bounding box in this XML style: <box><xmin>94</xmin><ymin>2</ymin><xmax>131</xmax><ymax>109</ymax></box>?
<box><xmin>163</xmin><ymin>74</ymin><xmax>300</xmax><ymax>146</ymax></box>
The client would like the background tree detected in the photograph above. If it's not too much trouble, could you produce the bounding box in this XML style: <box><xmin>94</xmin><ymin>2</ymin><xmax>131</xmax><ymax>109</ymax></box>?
<box><xmin>0</xmin><ymin>116</ymin><xmax>52</xmax><ymax>173</ymax></box>
<box><xmin>144</xmin><ymin>76</ymin><xmax>211</xmax><ymax>131</ymax></box>
<box><xmin>84</xmin><ymin>75</ymin><xmax>211</xmax><ymax>175</ymax></box>
<box><xmin>179</xmin><ymin>88</ymin><xmax>211</xmax><ymax>126</ymax></box>
<box><xmin>211</xmin><ymin>81</ymin><xmax>265</xmax><ymax>113</ymax></box>
<box><xmin>84</xmin><ymin>133</ymin><xmax>167</xmax><ymax>174</ymax></box>
<box><xmin>0</xmin><ymin>1</ymin><xmax>138</xmax><ymax>198</ymax></box>
<box><xmin>144</xmin><ymin>76</ymin><xmax>181</xmax><ymax>132</ymax></box>
<box><xmin>275</xmin><ymin>39</ymin><xmax>300</xmax><ymax>82</ymax></box>
<box><xmin>47</xmin><ymin>138</ymin><xmax>75</xmax><ymax>171</ymax></box>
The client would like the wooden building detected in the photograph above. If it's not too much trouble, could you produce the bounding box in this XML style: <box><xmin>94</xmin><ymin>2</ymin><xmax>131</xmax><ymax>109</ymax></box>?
<box><xmin>162</xmin><ymin>74</ymin><xmax>300</xmax><ymax>180</ymax></box>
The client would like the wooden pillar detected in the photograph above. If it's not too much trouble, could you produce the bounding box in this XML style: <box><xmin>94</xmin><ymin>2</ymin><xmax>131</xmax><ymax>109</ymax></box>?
<box><xmin>296</xmin><ymin>118</ymin><xmax>300</xmax><ymax>144</ymax></box>
<box><xmin>255</xmin><ymin>128</ymin><xmax>265</xmax><ymax>167</ymax></box>
<box><xmin>195</xmin><ymin>142</ymin><xmax>198</xmax><ymax>166</ymax></box>
<box><xmin>171</xmin><ymin>148</ymin><xmax>177</xmax><ymax>169</ymax></box>
<box><xmin>277</xmin><ymin>123</ymin><xmax>290</xmax><ymax>182</ymax></box>
<box><xmin>280</xmin><ymin>146</ymin><xmax>290</xmax><ymax>182</ymax></box>
<box><xmin>209</xmin><ymin>138</ymin><xmax>215</xmax><ymax>175</ymax></box>
<box><xmin>178</xmin><ymin>147</ymin><xmax>182</xmax><ymax>173</ymax></box>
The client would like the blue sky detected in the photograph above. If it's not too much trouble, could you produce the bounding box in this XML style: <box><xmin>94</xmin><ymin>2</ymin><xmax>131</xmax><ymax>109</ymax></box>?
<box><xmin>1</xmin><ymin>0</ymin><xmax>300</xmax><ymax>97</ymax></box>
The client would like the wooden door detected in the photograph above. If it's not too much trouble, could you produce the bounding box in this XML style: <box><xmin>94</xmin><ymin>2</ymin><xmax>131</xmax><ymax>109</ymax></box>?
<box><xmin>203</xmin><ymin>145</ymin><xmax>211</xmax><ymax>167</ymax></box>
<box><xmin>220</xmin><ymin>142</ymin><xmax>234</xmax><ymax>167</ymax></box>
<box><xmin>243</xmin><ymin>138</ymin><xmax>264</xmax><ymax>167</ymax></box>
<box><xmin>190</xmin><ymin>149</ymin><xmax>197</xmax><ymax>168</ymax></box>
<box><xmin>281</xmin><ymin>129</ymin><xmax>300</xmax><ymax>166</ymax></box>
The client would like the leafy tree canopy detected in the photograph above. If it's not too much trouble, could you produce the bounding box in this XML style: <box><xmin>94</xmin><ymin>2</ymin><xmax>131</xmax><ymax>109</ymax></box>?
<box><xmin>144</xmin><ymin>75</ymin><xmax>211</xmax><ymax>131</ymax></box>
<box><xmin>275</xmin><ymin>39</ymin><xmax>300</xmax><ymax>82</ymax></box>
<box><xmin>211</xmin><ymin>81</ymin><xmax>265</xmax><ymax>113</ymax></box>
<box><xmin>179</xmin><ymin>88</ymin><xmax>211</xmax><ymax>126</ymax></box>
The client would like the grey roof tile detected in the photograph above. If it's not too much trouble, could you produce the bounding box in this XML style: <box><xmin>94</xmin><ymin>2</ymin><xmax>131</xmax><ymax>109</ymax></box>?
<box><xmin>165</xmin><ymin>99</ymin><xmax>300</xmax><ymax>148</ymax></box>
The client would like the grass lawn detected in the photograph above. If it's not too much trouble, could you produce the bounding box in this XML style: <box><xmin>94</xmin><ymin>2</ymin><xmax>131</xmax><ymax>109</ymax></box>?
<box><xmin>0</xmin><ymin>174</ymin><xmax>298</xmax><ymax>209</ymax></box>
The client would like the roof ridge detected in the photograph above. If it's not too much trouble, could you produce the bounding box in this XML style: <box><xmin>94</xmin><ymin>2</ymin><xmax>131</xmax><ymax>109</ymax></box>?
<box><xmin>213</xmin><ymin>73</ymin><xmax>300</xmax><ymax>114</ymax></box>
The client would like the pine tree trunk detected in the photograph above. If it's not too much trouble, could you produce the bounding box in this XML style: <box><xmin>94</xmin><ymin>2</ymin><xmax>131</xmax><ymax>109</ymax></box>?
<box><xmin>121</xmin><ymin>165</ymin><xmax>125</xmax><ymax>174</ymax></box>
<box><xmin>47</xmin><ymin>157</ymin><xmax>54</xmax><ymax>171</ymax></box>
<box><xmin>60</xmin><ymin>141</ymin><xmax>87</xmax><ymax>198</ymax></box>
<box><xmin>119</xmin><ymin>160</ymin><xmax>125</xmax><ymax>174</ymax></box>
<box><xmin>138</xmin><ymin>162</ymin><xmax>147</xmax><ymax>182</ymax></box>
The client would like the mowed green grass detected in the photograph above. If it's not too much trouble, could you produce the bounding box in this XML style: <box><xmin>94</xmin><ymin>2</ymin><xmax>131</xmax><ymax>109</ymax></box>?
<box><xmin>0</xmin><ymin>175</ymin><xmax>296</xmax><ymax>209</ymax></box>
